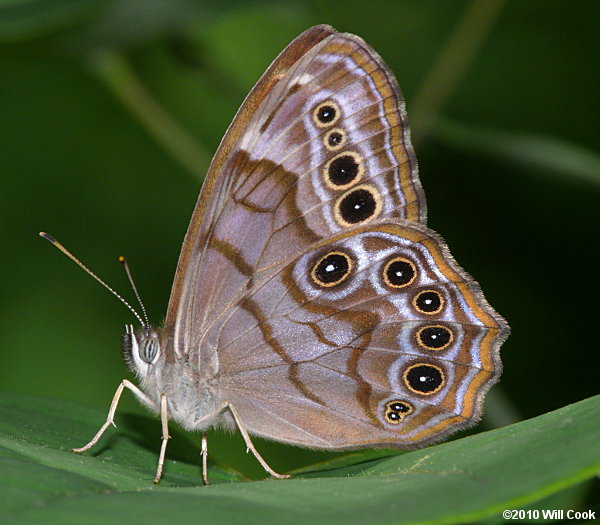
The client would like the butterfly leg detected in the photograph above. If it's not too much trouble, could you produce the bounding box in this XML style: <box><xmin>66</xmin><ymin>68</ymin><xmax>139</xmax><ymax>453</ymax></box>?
<box><xmin>153</xmin><ymin>393</ymin><xmax>170</xmax><ymax>484</ymax></box>
<box><xmin>192</xmin><ymin>402</ymin><xmax>290</xmax><ymax>481</ymax></box>
<box><xmin>201</xmin><ymin>432</ymin><xmax>209</xmax><ymax>485</ymax></box>
<box><xmin>73</xmin><ymin>379</ymin><xmax>157</xmax><ymax>453</ymax></box>
<box><xmin>227</xmin><ymin>403</ymin><xmax>291</xmax><ymax>480</ymax></box>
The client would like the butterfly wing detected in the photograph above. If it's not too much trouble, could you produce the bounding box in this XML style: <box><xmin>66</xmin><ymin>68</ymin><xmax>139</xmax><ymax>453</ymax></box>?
<box><xmin>163</xmin><ymin>26</ymin><xmax>507</xmax><ymax>448</ymax></box>
<box><xmin>216</xmin><ymin>220</ymin><xmax>507</xmax><ymax>448</ymax></box>
<box><xmin>164</xmin><ymin>26</ymin><xmax>425</xmax><ymax>369</ymax></box>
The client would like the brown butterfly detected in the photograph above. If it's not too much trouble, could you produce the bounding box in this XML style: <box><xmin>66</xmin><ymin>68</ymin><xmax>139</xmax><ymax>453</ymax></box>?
<box><xmin>43</xmin><ymin>25</ymin><xmax>509</xmax><ymax>484</ymax></box>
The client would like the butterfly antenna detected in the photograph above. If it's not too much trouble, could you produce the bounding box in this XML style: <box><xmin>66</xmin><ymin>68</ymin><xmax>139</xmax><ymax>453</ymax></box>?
<box><xmin>39</xmin><ymin>232</ymin><xmax>145</xmax><ymax>327</ymax></box>
<box><xmin>118</xmin><ymin>256</ymin><xmax>150</xmax><ymax>332</ymax></box>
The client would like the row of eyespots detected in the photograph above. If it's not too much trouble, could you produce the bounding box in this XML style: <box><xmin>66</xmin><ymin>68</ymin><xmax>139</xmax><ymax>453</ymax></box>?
<box><xmin>414</xmin><ymin>290</ymin><xmax>443</xmax><ymax>314</ymax></box>
<box><xmin>311</xmin><ymin>252</ymin><xmax>446</xmax><ymax>312</ymax></box>
<box><xmin>334</xmin><ymin>185</ymin><xmax>383</xmax><ymax>227</ymax></box>
<box><xmin>310</xmin><ymin>255</ymin><xmax>454</xmax><ymax>350</ymax></box>
<box><xmin>310</xmin><ymin>251</ymin><xmax>454</xmax><ymax>350</ymax></box>
<box><xmin>383</xmin><ymin>257</ymin><xmax>416</xmax><ymax>287</ymax></box>
<box><xmin>312</xmin><ymin>100</ymin><xmax>383</xmax><ymax>227</ymax></box>
<box><xmin>382</xmin><ymin>256</ymin><xmax>446</xmax><ymax>315</ymax></box>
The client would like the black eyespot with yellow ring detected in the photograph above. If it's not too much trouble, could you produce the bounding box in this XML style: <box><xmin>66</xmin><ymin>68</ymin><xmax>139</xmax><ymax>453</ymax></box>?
<box><xmin>413</xmin><ymin>289</ymin><xmax>444</xmax><ymax>315</ymax></box>
<box><xmin>310</xmin><ymin>250</ymin><xmax>353</xmax><ymax>288</ymax></box>
<box><xmin>323</xmin><ymin>128</ymin><xmax>347</xmax><ymax>151</ymax></box>
<box><xmin>383</xmin><ymin>257</ymin><xmax>417</xmax><ymax>289</ymax></box>
<box><xmin>383</xmin><ymin>400</ymin><xmax>414</xmax><ymax>424</ymax></box>
<box><xmin>334</xmin><ymin>184</ymin><xmax>382</xmax><ymax>227</ymax></box>
<box><xmin>416</xmin><ymin>325</ymin><xmax>454</xmax><ymax>351</ymax></box>
<box><xmin>313</xmin><ymin>101</ymin><xmax>341</xmax><ymax>128</ymax></box>
<box><xmin>324</xmin><ymin>151</ymin><xmax>364</xmax><ymax>189</ymax></box>
<box><xmin>403</xmin><ymin>363</ymin><xmax>446</xmax><ymax>395</ymax></box>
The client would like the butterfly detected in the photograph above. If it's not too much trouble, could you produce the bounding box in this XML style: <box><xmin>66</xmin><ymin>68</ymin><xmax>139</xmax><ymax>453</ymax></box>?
<box><xmin>43</xmin><ymin>24</ymin><xmax>509</xmax><ymax>484</ymax></box>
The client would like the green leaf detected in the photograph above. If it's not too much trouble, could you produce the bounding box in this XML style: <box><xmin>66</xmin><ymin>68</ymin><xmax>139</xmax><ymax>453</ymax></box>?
<box><xmin>1</xmin><ymin>392</ymin><xmax>599</xmax><ymax>524</ymax></box>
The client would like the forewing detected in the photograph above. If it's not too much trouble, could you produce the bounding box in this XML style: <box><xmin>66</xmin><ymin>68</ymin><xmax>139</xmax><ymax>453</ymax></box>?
<box><xmin>164</xmin><ymin>26</ymin><xmax>425</xmax><ymax>366</ymax></box>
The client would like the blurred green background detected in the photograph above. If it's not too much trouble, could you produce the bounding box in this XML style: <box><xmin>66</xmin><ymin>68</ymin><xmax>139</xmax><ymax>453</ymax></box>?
<box><xmin>1</xmin><ymin>0</ymin><xmax>598</xmax><ymax>492</ymax></box>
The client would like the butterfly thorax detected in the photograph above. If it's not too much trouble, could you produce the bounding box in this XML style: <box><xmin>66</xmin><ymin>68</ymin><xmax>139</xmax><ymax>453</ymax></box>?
<box><xmin>122</xmin><ymin>325</ymin><xmax>225</xmax><ymax>432</ymax></box>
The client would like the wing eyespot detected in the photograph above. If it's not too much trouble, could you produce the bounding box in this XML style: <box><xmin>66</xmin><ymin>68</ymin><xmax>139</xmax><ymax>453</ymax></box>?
<box><xmin>403</xmin><ymin>363</ymin><xmax>446</xmax><ymax>395</ymax></box>
<box><xmin>382</xmin><ymin>257</ymin><xmax>417</xmax><ymax>288</ymax></box>
<box><xmin>334</xmin><ymin>184</ymin><xmax>382</xmax><ymax>227</ymax></box>
<box><xmin>413</xmin><ymin>289</ymin><xmax>445</xmax><ymax>315</ymax></box>
<box><xmin>383</xmin><ymin>400</ymin><xmax>414</xmax><ymax>424</ymax></box>
<box><xmin>323</xmin><ymin>128</ymin><xmax>347</xmax><ymax>151</ymax></box>
<box><xmin>310</xmin><ymin>250</ymin><xmax>354</xmax><ymax>287</ymax></box>
<box><xmin>323</xmin><ymin>151</ymin><xmax>364</xmax><ymax>189</ymax></box>
<box><xmin>313</xmin><ymin>101</ymin><xmax>341</xmax><ymax>127</ymax></box>
<box><xmin>415</xmin><ymin>325</ymin><xmax>454</xmax><ymax>351</ymax></box>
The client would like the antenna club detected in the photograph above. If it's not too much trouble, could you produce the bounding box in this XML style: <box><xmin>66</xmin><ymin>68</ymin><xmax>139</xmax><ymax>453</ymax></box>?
<box><xmin>40</xmin><ymin>232</ymin><xmax>57</xmax><ymax>243</ymax></box>
<box><xmin>118</xmin><ymin>256</ymin><xmax>126</xmax><ymax>263</ymax></box>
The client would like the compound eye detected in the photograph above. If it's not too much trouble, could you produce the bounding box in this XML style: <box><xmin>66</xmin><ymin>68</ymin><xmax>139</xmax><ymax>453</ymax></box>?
<box><xmin>123</xmin><ymin>326</ymin><xmax>161</xmax><ymax>374</ymax></box>
<box><xmin>140</xmin><ymin>336</ymin><xmax>160</xmax><ymax>364</ymax></box>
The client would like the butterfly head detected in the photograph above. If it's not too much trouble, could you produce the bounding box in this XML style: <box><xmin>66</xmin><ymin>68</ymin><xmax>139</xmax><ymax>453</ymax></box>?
<box><xmin>122</xmin><ymin>324</ymin><xmax>162</xmax><ymax>377</ymax></box>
